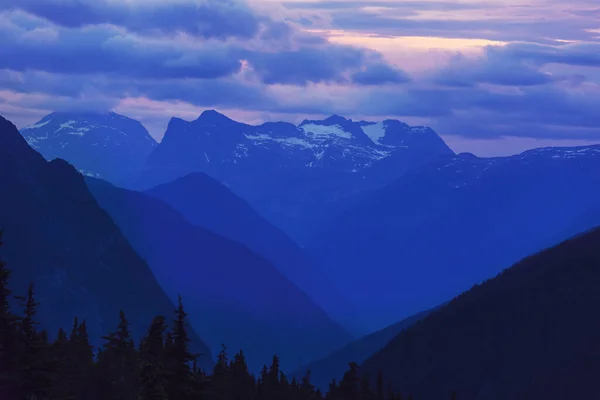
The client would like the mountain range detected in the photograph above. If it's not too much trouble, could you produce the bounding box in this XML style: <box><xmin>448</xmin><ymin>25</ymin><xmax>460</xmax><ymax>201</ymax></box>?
<box><xmin>0</xmin><ymin>115</ymin><xmax>213</xmax><ymax>371</ymax></box>
<box><xmin>310</xmin><ymin>146</ymin><xmax>600</xmax><ymax>331</ymax></box>
<box><xmin>21</xmin><ymin>110</ymin><xmax>454</xmax><ymax>245</ymax></box>
<box><xmin>139</xmin><ymin>111</ymin><xmax>454</xmax><ymax>244</ymax></box>
<box><xmin>86</xmin><ymin>178</ymin><xmax>353</xmax><ymax>372</ymax></box>
<box><xmin>6</xmin><ymin>107</ymin><xmax>600</xmax><ymax>398</ymax></box>
<box><xmin>19</xmin><ymin>109</ymin><xmax>600</xmax><ymax>335</ymax></box>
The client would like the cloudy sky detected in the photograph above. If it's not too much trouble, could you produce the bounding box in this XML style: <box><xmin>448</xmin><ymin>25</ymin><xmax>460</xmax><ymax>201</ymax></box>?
<box><xmin>1</xmin><ymin>0</ymin><xmax>599</xmax><ymax>155</ymax></box>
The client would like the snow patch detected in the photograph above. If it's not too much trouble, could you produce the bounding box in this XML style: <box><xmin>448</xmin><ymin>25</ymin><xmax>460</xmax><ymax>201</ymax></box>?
<box><xmin>362</xmin><ymin>122</ymin><xmax>387</xmax><ymax>145</ymax></box>
<box><xmin>411</xmin><ymin>126</ymin><xmax>431</xmax><ymax>134</ymax></box>
<box><xmin>67</xmin><ymin>127</ymin><xmax>90</xmax><ymax>137</ymax></box>
<box><xmin>25</xmin><ymin>134</ymin><xmax>49</xmax><ymax>148</ymax></box>
<box><xmin>300</xmin><ymin>124</ymin><xmax>352</xmax><ymax>139</ymax></box>
<box><xmin>244</xmin><ymin>133</ymin><xmax>271</xmax><ymax>142</ymax></box>
<box><xmin>22</xmin><ymin>119</ymin><xmax>51</xmax><ymax>131</ymax></box>
<box><xmin>244</xmin><ymin>133</ymin><xmax>317</xmax><ymax>150</ymax></box>
<box><xmin>79</xmin><ymin>169</ymin><xmax>101</xmax><ymax>178</ymax></box>
<box><xmin>55</xmin><ymin>120</ymin><xmax>77</xmax><ymax>133</ymax></box>
<box><xmin>235</xmin><ymin>144</ymin><xmax>249</xmax><ymax>159</ymax></box>
<box><xmin>370</xmin><ymin>148</ymin><xmax>393</xmax><ymax>160</ymax></box>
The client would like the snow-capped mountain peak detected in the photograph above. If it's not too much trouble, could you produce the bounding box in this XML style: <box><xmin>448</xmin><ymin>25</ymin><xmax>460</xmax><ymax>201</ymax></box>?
<box><xmin>20</xmin><ymin>111</ymin><xmax>157</xmax><ymax>185</ymax></box>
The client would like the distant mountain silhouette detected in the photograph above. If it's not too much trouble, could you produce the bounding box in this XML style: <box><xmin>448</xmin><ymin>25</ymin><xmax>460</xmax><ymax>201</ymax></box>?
<box><xmin>86</xmin><ymin>178</ymin><xmax>353</xmax><ymax>372</ymax></box>
<box><xmin>361</xmin><ymin>226</ymin><xmax>600</xmax><ymax>400</ymax></box>
<box><xmin>20</xmin><ymin>111</ymin><xmax>157</xmax><ymax>185</ymax></box>
<box><xmin>145</xmin><ymin>172</ymin><xmax>365</xmax><ymax>336</ymax></box>
<box><xmin>135</xmin><ymin>111</ymin><xmax>453</xmax><ymax>244</ymax></box>
<box><xmin>311</xmin><ymin>147</ymin><xmax>600</xmax><ymax>331</ymax></box>
<box><xmin>0</xmin><ymin>115</ymin><xmax>213</xmax><ymax>370</ymax></box>
<box><xmin>297</xmin><ymin>307</ymin><xmax>436</xmax><ymax>391</ymax></box>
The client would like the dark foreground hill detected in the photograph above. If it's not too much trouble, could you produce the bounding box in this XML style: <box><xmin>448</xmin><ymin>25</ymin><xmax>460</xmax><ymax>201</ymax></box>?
<box><xmin>0</xmin><ymin>115</ymin><xmax>213</xmax><ymax>370</ymax></box>
<box><xmin>87</xmin><ymin>178</ymin><xmax>353</xmax><ymax>372</ymax></box>
<box><xmin>361</xmin><ymin>226</ymin><xmax>600</xmax><ymax>400</ymax></box>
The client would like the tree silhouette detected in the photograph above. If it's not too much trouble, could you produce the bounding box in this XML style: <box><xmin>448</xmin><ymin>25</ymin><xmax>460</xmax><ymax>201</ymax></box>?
<box><xmin>0</xmin><ymin>229</ymin><xmax>412</xmax><ymax>400</ymax></box>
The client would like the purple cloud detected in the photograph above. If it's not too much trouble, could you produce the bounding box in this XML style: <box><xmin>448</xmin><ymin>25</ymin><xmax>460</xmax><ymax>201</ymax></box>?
<box><xmin>0</xmin><ymin>10</ymin><xmax>409</xmax><ymax>87</ymax></box>
<box><xmin>352</xmin><ymin>64</ymin><xmax>412</xmax><ymax>85</ymax></box>
<box><xmin>0</xmin><ymin>0</ymin><xmax>599</xmax><ymax>145</ymax></box>
<box><xmin>432</xmin><ymin>52</ymin><xmax>557</xmax><ymax>87</ymax></box>
<box><xmin>0</xmin><ymin>0</ymin><xmax>262</xmax><ymax>40</ymax></box>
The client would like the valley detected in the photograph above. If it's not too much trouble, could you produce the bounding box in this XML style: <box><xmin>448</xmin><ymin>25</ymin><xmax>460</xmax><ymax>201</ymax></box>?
<box><xmin>2</xmin><ymin>109</ymin><xmax>600</xmax><ymax>399</ymax></box>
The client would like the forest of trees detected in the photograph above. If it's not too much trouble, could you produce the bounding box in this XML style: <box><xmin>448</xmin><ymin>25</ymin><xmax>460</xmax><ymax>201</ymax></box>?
<box><xmin>0</xmin><ymin>232</ymin><xmax>451</xmax><ymax>400</ymax></box>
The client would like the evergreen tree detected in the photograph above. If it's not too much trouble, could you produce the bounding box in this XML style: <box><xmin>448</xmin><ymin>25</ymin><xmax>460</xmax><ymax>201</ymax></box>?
<box><xmin>300</xmin><ymin>370</ymin><xmax>316</xmax><ymax>400</ymax></box>
<box><xmin>376</xmin><ymin>371</ymin><xmax>384</xmax><ymax>400</ymax></box>
<box><xmin>230</xmin><ymin>350</ymin><xmax>254</xmax><ymax>400</ymax></box>
<box><xmin>387</xmin><ymin>383</ymin><xmax>394</xmax><ymax>400</ymax></box>
<box><xmin>49</xmin><ymin>328</ymin><xmax>73</xmax><ymax>400</ymax></box>
<box><xmin>325</xmin><ymin>379</ymin><xmax>339</xmax><ymax>400</ymax></box>
<box><xmin>64</xmin><ymin>318</ymin><xmax>95</xmax><ymax>400</ymax></box>
<box><xmin>315</xmin><ymin>388</ymin><xmax>324</xmax><ymax>400</ymax></box>
<box><xmin>360</xmin><ymin>374</ymin><xmax>374</xmax><ymax>400</ymax></box>
<box><xmin>289</xmin><ymin>377</ymin><xmax>300</xmax><ymax>400</ymax></box>
<box><xmin>165</xmin><ymin>296</ymin><xmax>196</xmax><ymax>400</ymax></box>
<box><xmin>256</xmin><ymin>365</ymin><xmax>269</xmax><ymax>400</ymax></box>
<box><xmin>0</xmin><ymin>231</ymin><xmax>17</xmax><ymax>393</ymax></box>
<box><xmin>210</xmin><ymin>344</ymin><xmax>232</xmax><ymax>400</ymax></box>
<box><xmin>265</xmin><ymin>355</ymin><xmax>282</xmax><ymax>400</ymax></box>
<box><xmin>15</xmin><ymin>282</ymin><xmax>53</xmax><ymax>399</ymax></box>
<box><xmin>279</xmin><ymin>371</ymin><xmax>291</xmax><ymax>400</ymax></box>
<box><xmin>338</xmin><ymin>362</ymin><xmax>360</xmax><ymax>400</ymax></box>
<box><xmin>97</xmin><ymin>311</ymin><xmax>138</xmax><ymax>400</ymax></box>
<box><xmin>138</xmin><ymin>316</ymin><xmax>168</xmax><ymax>400</ymax></box>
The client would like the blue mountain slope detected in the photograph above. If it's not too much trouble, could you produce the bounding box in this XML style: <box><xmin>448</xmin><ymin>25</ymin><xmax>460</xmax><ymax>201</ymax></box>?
<box><xmin>296</xmin><ymin>307</ymin><xmax>437</xmax><ymax>391</ymax></box>
<box><xmin>361</xmin><ymin>226</ymin><xmax>600</xmax><ymax>400</ymax></box>
<box><xmin>0</xmin><ymin>115</ymin><xmax>212</xmax><ymax>369</ymax></box>
<box><xmin>86</xmin><ymin>178</ymin><xmax>354</xmax><ymax>372</ymax></box>
<box><xmin>311</xmin><ymin>146</ymin><xmax>600</xmax><ymax>331</ymax></box>
<box><xmin>145</xmin><ymin>172</ymin><xmax>366</xmax><ymax>336</ymax></box>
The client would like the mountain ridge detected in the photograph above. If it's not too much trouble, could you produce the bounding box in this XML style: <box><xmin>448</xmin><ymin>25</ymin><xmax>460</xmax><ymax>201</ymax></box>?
<box><xmin>86</xmin><ymin>177</ymin><xmax>354</xmax><ymax>372</ymax></box>
<box><xmin>360</xmin><ymin>226</ymin><xmax>600</xmax><ymax>400</ymax></box>
<box><xmin>145</xmin><ymin>172</ymin><xmax>366</xmax><ymax>336</ymax></box>
<box><xmin>0</xmin><ymin>114</ymin><xmax>213</xmax><ymax>371</ymax></box>
<box><xmin>296</xmin><ymin>306</ymin><xmax>437</xmax><ymax>391</ymax></box>
<box><xmin>136</xmin><ymin>109</ymin><xmax>454</xmax><ymax>244</ymax></box>
<box><xmin>310</xmin><ymin>144</ymin><xmax>600</xmax><ymax>331</ymax></box>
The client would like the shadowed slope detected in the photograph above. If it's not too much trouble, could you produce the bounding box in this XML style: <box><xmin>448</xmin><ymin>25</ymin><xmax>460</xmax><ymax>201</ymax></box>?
<box><xmin>146</xmin><ymin>172</ymin><xmax>364</xmax><ymax>336</ymax></box>
<box><xmin>0</xmin><ymin>115</ymin><xmax>213</xmax><ymax>370</ymax></box>
<box><xmin>362</xmin><ymin>227</ymin><xmax>600</xmax><ymax>400</ymax></box>
<box><xmin>297</xmin><ymin>307</ymin><xmax>435</xmax><ymax>391</ymax></box>
<box><xmin>87</xmin><ymin>178</ymin><xmax>353</xmax><ymax>372</ymax></box>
